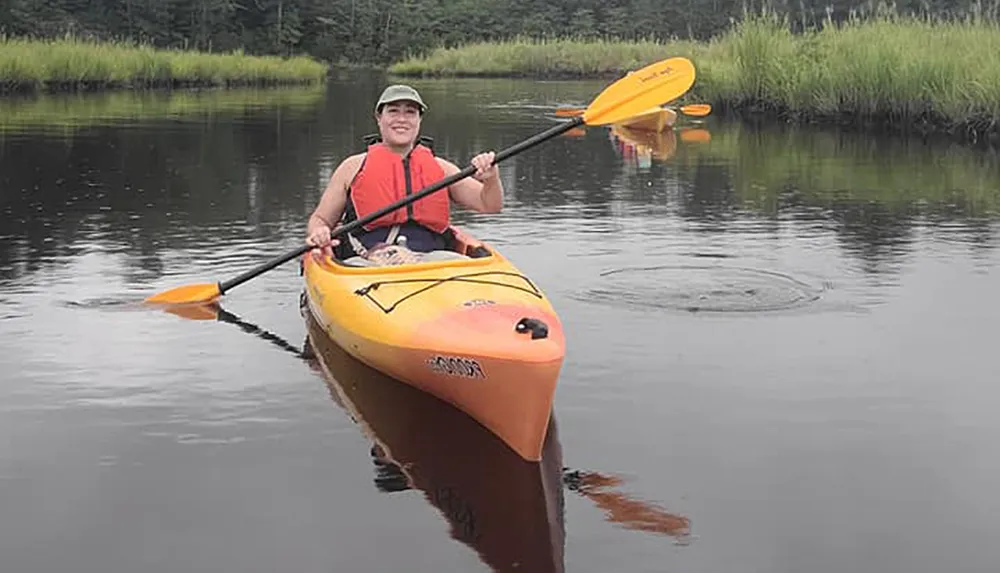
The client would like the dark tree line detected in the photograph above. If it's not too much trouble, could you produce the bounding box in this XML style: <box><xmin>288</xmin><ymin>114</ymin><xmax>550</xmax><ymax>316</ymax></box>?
<box><xmin>1</xmin><ymin>0</ymin><xmax>994</xmax><ymax>64</ymax></box>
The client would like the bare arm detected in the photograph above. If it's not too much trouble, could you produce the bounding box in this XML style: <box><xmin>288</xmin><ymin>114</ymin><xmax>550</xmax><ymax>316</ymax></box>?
<box><xmin>305</xmin><ymin>154</ymin><xmax>363</xmax><ymax>258</ymax></box>
<box><xmin>439</xmin><ymin>153</ymin><xmax>503</xmax><ymax>214</ymax></box>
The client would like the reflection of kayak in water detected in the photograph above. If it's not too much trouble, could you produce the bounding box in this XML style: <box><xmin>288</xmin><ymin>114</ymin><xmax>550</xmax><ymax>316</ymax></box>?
<box><xmin>194</xmin><ymin>302</ymin><xmax>692</xmax><ymax>564</ymax></box>
<box><xmin>610</xmin><ymin>124</ymin><xmax>678</xmax><ymax>161</ymax></box>
<box><xmin>301</xmin><ymin>302</ymin><xmax>567</xmax><ymax>573</ymax></box>
<box><xmin>178</xmin><ymin>302</ymin><xmax>692</xmax><ymax>567</ymax></box>
<box><xmin>613</xmin><ymin>106</ymin><xmax>677</xmax><ymax>132</ymax></box>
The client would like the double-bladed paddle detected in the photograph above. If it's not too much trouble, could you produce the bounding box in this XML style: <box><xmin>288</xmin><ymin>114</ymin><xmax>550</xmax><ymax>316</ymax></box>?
<box><xmin>145</xmin><ymin>56</ymin><xmax>697</xmax><ymax>306</ymax></box>
<box><xmin>555</xmin><ymin>102</ymin><xmax>711</xmax><ymax>119</ymax></box>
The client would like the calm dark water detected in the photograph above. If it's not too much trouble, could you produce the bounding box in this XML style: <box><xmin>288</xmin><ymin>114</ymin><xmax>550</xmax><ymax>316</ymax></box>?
<box><xmin>2</xmin><ymin>73</ymin><xmax>999</xmax><ymax>573</ymax></box>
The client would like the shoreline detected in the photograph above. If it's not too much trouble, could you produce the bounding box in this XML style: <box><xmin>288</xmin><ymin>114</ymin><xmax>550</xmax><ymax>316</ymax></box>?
<box><xmin>376</xmin><ymin>74</ymin><xmax>999</xmax><ymax>147</ymax></box>
<box><xmin>389</xmin><ymin>69</ymin><xmax>628</xmax><ymax>81</ymax></box>
<box><xmin>705</xmin><ymin>101</ymin><xmax>1000</xmax><ymax>148</ymax></box>
<box><xmin>1</xmin><ymin>77</ymin><xmax>328</xmax><ymax>96</ymax></box>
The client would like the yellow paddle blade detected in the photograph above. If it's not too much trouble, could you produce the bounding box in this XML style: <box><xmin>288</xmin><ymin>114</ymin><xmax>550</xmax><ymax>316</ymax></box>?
<box><xmin>582</xmin><ymin>57</ymin><xmax>695</xmax><ymax>126</ymax></box>
<box><xmin>679</xmin><ymin>104</ymin><xmax>712</xmax><ymax>117</ymax></box>
<box><xmin>144</xmin><ymin>282</ymin><xmax>221</xmax><ymax>305</ymax></box>
<box><xmin>557</xmin><ymin>103</ymin><xmax>710</xmax><ymax>120</ymax></box>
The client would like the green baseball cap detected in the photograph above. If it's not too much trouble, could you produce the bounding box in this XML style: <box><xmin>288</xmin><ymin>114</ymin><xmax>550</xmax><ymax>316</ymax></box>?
<box><xmin>375</xmin><ymin>84</ymin><xmax>427</xmax><ymax>114</ymax></box>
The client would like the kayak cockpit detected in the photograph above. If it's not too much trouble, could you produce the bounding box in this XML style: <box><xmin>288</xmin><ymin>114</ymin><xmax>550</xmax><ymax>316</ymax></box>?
<box><xmin>332</xmin><ymin>225</ymin><xmax>494</xmax><ymax>268</ymax></box>
<box><xmin>339</xmin><ymin>249</ymin><xmax>472</xmax><ymax>267</ymax></box>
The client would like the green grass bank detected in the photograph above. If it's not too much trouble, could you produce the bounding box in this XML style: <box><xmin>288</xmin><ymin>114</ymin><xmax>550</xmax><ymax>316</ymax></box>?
<box><xmin>0</xmin><ymin>36</ymin><xmax>329</xmax><ymax>93</ymax></box>
<box><xmin>390</xmin><ymin>10</ymin><xmax>1000</xmax><ymax>144</ymax></box>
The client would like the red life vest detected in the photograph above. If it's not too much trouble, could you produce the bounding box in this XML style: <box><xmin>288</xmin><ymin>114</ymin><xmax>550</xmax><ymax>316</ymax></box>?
<box><xmin>347</xmin><ymin>143</ymin><xmax>450</xmax><ymax>234</ymax></box>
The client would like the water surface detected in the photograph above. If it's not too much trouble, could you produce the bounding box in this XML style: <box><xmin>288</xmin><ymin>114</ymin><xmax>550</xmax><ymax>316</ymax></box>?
<box><xmin>2</xmin><ymin>74</ymin><xmax>999</xmax><ymax>573</ymax></box>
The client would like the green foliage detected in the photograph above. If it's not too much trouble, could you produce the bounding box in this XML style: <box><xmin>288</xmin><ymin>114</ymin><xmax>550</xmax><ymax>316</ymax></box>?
<box><xmin>389</xmin><ymin>35</ymin><xmax>713</xmax><ymax>77</ymax></box>
<box><xmin>695</xmin><ymin>9</ymin><xmax>1000</xmax><ymax>133</ymax></box>
<box><xmin>3</xmin><ymin>0</ymin><xmax>995</xmax><ymax>68</ymax></box>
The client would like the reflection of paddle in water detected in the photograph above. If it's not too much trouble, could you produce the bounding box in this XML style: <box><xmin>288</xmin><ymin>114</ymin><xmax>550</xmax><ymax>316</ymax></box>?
<box><xmin>677</xmin><ymin>127</ymin><xmax>712</xmax><ymax>143</ymax></box>
<box><xmin>564</xmin><ymin>469</ymin><xmax>692</xmax><ymax>543</ymax></box>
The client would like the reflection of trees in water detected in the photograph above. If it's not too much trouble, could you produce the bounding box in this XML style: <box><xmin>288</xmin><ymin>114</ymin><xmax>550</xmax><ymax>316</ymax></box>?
<box><xmin>488</xmin><ymin>131</ymin><xmax>622</xmax><ymax>220</ymax></box>
<box><xmin>824</xmin><ymin>201</ymin><xmax>918</xmax><ymax>276</ymax></box>
<box><xmin>4</xmin><ymin>75</ymin><xmax>997</xmax><ymax>285</ymax></box>
<box><xmin>660</xmin><ymin>122</ymin><xmax>1000</xmax><ymax>273</ymax></box>
<box><xmin>0</xmin><ymin>73</ymin><xmax>612</xmax><ymax>284</ymax></box>
<box><xmin>0</xmin><ymin>107</ymin><xmax>327</xmax><ymax>282</ymax></box>
<box><xmin>672</xmin><ymin>157</ymin><xmax>743</xmax><ymax>228</ymax></box>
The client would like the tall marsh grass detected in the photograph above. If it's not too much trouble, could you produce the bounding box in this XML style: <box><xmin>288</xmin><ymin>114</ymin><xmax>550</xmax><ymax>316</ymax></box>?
<box><xmin>696</xmin><ymin>9</ymin><xmax>1000</xmax><ymax>133</ymax></box>
<box><xmin>389</xmin><ymin>35</ymin><xmax>707</xmax><ymax>78</ymax></box>
<box><xmin>0</xmin><ymin>35</ymin><xmax>329</xmax><ymax>93</ymax></box>
<box><xmin>389</xmin><ymin>9</ymin><xmax>1000</xmax><ymax>141</ymax></box>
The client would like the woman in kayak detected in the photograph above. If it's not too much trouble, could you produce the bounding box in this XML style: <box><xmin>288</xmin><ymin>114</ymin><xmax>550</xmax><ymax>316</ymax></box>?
<box><xmin>305</xmin><ymin>84</ymin><xmax>504</xmax><ymax>262</ymax></box>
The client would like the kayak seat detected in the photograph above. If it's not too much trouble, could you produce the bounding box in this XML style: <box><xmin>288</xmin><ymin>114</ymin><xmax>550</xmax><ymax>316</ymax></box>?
<box><xmin>340</xmin><ymin>256</ymin><xmax>378</xmax><ymax>267</ymax></box>
<box><xmin>338</xmin><ymin>249</ymin><xmax>469</xmax><ymax>267</ymax></box>
<box><xmin>421</xmin><ymin>250</ymin><xmax>470</xmax><ymax>261</ymax></box>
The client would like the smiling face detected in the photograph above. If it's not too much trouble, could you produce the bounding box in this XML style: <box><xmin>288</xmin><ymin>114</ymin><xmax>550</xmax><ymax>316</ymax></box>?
<box><xmin>375</xmin><ymin>100</ymin><xmax>423</xmax><ymax>151</ymax></box>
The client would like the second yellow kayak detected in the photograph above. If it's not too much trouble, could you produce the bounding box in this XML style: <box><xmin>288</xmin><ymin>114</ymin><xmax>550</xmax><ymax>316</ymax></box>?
<box><xmin>613</xmin><ymin>106</ymin><xmax>677</xmax><ymax>132</ymax></box>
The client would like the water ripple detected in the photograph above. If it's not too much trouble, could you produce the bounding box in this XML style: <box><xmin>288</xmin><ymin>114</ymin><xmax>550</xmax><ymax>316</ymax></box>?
<box><xmin>574</xmin><ymin>264</ymin><xmax>824</xmax><ymax>314</ymax></box>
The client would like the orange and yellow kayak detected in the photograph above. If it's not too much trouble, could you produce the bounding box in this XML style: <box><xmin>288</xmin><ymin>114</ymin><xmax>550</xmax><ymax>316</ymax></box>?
<box><xmin>300</xmin><ymin>226</ymin><xmax>565</xmax><ymax>461</ymax></box>
<box><xmin>613</xmin><ymin>105</ymin><xmax>677</xmax><ymax>133</ymax></box>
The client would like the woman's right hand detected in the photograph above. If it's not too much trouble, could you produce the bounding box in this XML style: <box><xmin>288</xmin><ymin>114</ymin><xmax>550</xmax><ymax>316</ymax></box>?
<box><xmin>306</xmin><ymin>225</ymin><xmax>339</xmax><ymax>261</ymax></box>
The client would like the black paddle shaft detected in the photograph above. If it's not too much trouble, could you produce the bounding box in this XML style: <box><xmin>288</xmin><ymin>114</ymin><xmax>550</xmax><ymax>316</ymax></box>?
<box><xmin>217</xmin><ymin>115</ymin><xmax>586</xmax><ymax>294</ymax></box>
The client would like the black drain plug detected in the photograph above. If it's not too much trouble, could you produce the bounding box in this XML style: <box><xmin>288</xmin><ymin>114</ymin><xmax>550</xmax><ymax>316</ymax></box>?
<box><xmin>515</xmin><ymin>317</ymin><xmax>549</xmax><ymax>340</ymax></box>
